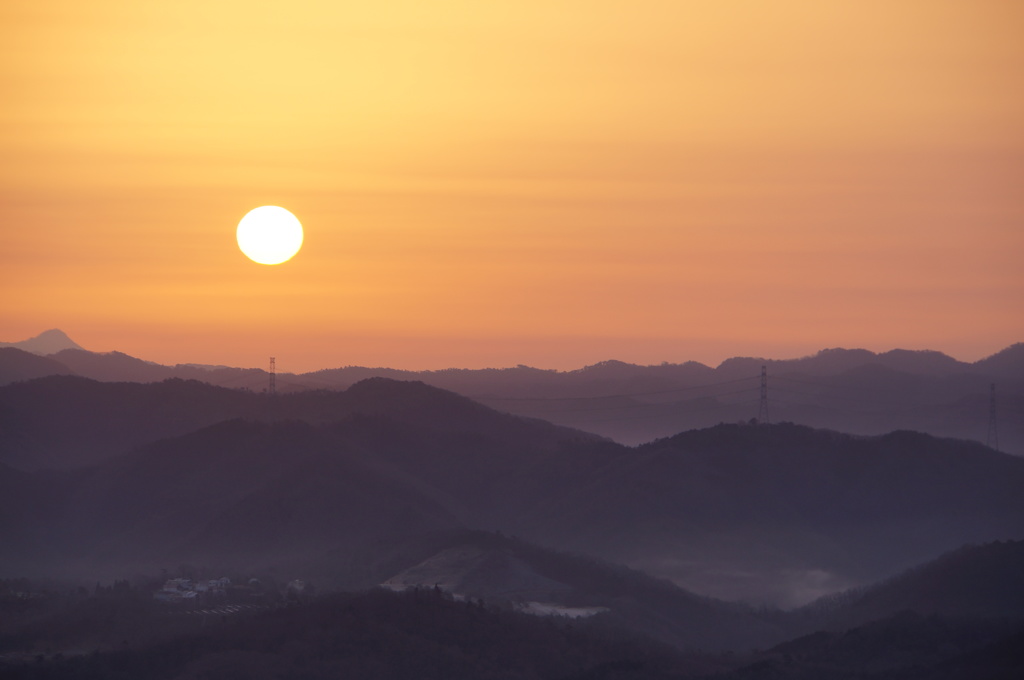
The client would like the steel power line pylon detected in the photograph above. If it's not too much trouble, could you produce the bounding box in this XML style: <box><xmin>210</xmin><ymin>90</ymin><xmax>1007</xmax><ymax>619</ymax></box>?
<box><xmin>758</xmin><ymin>365</ymin><xmax>769</xmax><ymax>424</ymax></box>
<box><xmin>269</xmin><ymin>357</ymin><xmax>276</xmax><ymax>396</ymax></box>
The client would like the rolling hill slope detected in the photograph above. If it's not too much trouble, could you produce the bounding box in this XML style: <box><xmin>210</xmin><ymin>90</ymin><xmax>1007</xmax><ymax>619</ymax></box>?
<box><xmin>2</xmin><ymin>376</ymin><xmax>1022</xmax><ymax>610</ymax></box>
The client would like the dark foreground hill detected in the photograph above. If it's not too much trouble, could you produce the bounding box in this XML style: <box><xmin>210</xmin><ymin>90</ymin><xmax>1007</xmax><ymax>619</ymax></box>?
<box><xmin>4</xmin><ymin>541</ymin><xmax>1024</xmax><ymax>680</ymax></box>
<box><xmin>0</xmin><ymin>587</ymin><xmax>728</xmax><ymax>680</ymax></box>
<box><xmin>720</xmin><ymin>614</ymin><xmax>1024</xmax><ymax>680</ymax></box>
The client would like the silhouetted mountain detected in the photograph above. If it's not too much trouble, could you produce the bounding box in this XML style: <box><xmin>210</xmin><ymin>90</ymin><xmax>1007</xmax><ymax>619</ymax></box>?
<box><xmin>473</xmin><ymin>350</ymin><xmax>1022</xmax><ymax>451</ymax></box>
<box><xmin>306</xmin><ymin>360</ymin><xmax>722</xmax><ymax>402</ymax></box>
<box><xmin>702</xmin><ymin>540</ymin><xmax>1024</xmax><ymax>678</ymax></box>
<box><xmin>715</xmin><ymin>347</ymin><xmax>973</xmax><ymax>379</ymax></box>
<box><xmin>381</xmin><ymin>531</ymin><xmax>787</xmax><ymax>652</ymax></box>
<box><xmin>0</xmin><ymin>348</ymin><xmax>75</xmax><ymax>386</ymax></box>
<box><xmin>49</xmin><ymin>348</ymin><xmax>177</xmax><ymax>382</ymax></box>
<box><xmin>3</xmin><ymin>367</ymin><xmax>1022</xmax><ymax>677</ymax></box>
<box><xmin>37</xmin><ymin>419</ymin><xmax>463</xmax><ymax>578</ymax></box>
<box><xmin>1</xmin><ymin>587</ymin><xmax>730</xmax><ymax>680</ymax></box>
<box><xmin>0</xmin><ymin>462</ymin><xmax>73</xmax><ymax>564</ymax></box>
<box><xmin>0</xmin><ymin>380</ymin><xmax>606</xmax><ymax>577</ymax></box>
<box><xmin>928</xmin><ymin>626</ymin><xmax>1024</xmax><ymax>680</ymax></box>
<box><xmin>518</xmin><ymin>424</ymin><xmax>1024</xmax><ymax>606</ymax></box>
<box><xmin>49</xmin><ymin>348</ymin><xmax>281</xmax><ymax>389</ymax></box>
<box><xmin>974</xmin><ymin>342</ymin><xmax>1024</xmax><ymax>380</ymax></box>
<box><xmin>287</xmin><ymin>346</ymin><xmax>1024</xmax><ymax>453</ymax></box>
<box><xmin>3</xmin><ymin>374</ymin><xmax>1022</xmax><ymax>612</ymax></box>
<box><xmin>0</xmin><ymin>376</ymin><xmax>256</xmax><ymax>470</ymax></box>
<box><xmin>0</xmin><ymin>329</ymin><xmax>83</xmax><ymax>355</ymax></box>
<box><xmin>718</xmin><ymin>613</ymin><xmax>1023</xmax><ymax>680</ymax></box>
<box><xmin>0</xmin><ymin>375</ymin><xmax>600</xmax><ymax>471</ymax></box>
<box><xmin>6</xmin><ymin>557</ymin><xmax>1022</xmax><ymax>680</ymax></box>
<box><xmin>0</xmin><ymin>331</ymin><xmax>282</xmax><ymax>390</ymax></box>
<box><xmin>797</xmin><ymin>540</ymin><xmax>1024</xmax><ymax>631</ymax></box>
<box><xmin>7</xmin><ymin>540</ymin><xmax>1024</xmax><ymax>678</ymax></box>
<box><xmin>4</xmin><ymin>337</ymin><xmax>1019</xmax><ymax>451</ymax></box>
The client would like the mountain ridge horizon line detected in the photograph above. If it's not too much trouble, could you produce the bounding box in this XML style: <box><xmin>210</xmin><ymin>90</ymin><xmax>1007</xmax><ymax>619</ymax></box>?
<box><xmin>2</xmin><ymin>327</ymin><xmax>1020</xmax><ymax>376</ymax></box>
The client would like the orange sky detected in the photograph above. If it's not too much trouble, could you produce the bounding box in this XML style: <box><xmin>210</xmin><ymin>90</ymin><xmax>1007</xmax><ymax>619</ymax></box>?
<box><xmin>2</xmin><ymin>1</ymin><xmax>1022</xmax><ymax>372</ymax></box>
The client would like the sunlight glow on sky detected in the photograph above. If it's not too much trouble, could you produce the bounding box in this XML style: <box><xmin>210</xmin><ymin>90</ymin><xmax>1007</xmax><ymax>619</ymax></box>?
<box><xmin>2</xmin><ymin>1</ymin><xmax>1022</xmax><ymax>372</ymax></box>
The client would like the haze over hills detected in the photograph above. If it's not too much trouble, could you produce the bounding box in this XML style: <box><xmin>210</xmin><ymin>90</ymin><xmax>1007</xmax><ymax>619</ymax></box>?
<box><xmin>794</xmin><ymin>539</ymin><xmax>1024</xmax><ymax>632</ymax></box>
<box><xmin>2</xmin><ymin>348</ymin><xmax>1023</xmax><ymax>676</ymax></box>
<box><xmin>1</xmin><ymin>329</ymin><xmax>1021</xmax><ymax>453</ymax></box>
<box><xmin>2</xmin><ymin>331</ymin><xmax>1022</xmax><ymax>607</ymax></box>
<box><xmin>3</xmin><ymin>497</ymin><xmax>1023</xmax><ymax>675</ymax></box>
<box><xmin>378</xmin><ymin>537</ymin><xmax>1024</xmax><ymax>651</ymax></box>
<box><xmin>522</xmin><ymin>423</ymin><xmax>1024</xmax><ymax>605</ymax></box>
<box><xmin>379</xmin><ymin>531</ymin><xmax>788</xmax><ymax>652</ymax></box>
<box><xmin>2</xmin><ymin>376</ymin><xmax>1022</xmax><ymax>611</ymax></box>
<box><xmin>704</xmin><ymin>541</ymin><xmax>1024</xmax><ymax>678</ymax></box>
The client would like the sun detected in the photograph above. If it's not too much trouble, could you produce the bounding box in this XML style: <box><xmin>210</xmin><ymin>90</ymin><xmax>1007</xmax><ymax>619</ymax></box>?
<box><xmin>236</xmin><ymin>206</ymin><xmax>304</xmax><ymax>265</ymax></box>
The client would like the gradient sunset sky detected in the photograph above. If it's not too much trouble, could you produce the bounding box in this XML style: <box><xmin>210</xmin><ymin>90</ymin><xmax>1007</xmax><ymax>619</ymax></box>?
<box><xmin>2</xmin><ymin>1</ymin><xmax>1022</xmax><ymax>372</ymax></box>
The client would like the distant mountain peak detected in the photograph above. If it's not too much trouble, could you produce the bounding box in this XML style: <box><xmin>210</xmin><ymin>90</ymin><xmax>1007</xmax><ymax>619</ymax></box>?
<box><xmin>0</xmin><ymin>328</ymin><xmax>84</xmax><ymax>355</ymax></box>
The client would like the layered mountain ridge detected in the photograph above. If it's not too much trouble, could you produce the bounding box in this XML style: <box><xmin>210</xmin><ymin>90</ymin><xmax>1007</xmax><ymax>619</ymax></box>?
<box><xmin>1</xmin><ymin>330</ymin><xmax>1021</xmax><ymax>452</ymax></box>
<box><xmin>1</xmin><ymin>363</ymin><xmax>1022</xmax><ymax>673</ymax></box>
<box><xmin>2</xmin><ymin>376</ymin><xmax>1021</xmax><ymax>611</ymax></box>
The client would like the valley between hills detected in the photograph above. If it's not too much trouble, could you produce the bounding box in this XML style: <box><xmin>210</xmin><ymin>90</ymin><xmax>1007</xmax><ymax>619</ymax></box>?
<box><xmin>1</xmin><ymin>331</ymin><xmax>1022</xmax><ymax>678</ymax></box>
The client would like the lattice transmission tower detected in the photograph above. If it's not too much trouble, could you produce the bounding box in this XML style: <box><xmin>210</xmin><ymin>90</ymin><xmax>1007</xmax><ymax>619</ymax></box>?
<box><xmin>757</xmin><ymin>365</ymin><xmax>769</xmax><ymax>424</ymax></box>
<box><xmin>269</xmin><ymin>357</ymin><xmax>276</xmax><ymax>396</ymax></box>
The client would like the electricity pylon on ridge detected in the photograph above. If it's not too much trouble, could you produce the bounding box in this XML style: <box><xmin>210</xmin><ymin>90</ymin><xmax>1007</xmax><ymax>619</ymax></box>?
<box><xmin>758</xmin><ymin>365</ymin><xmax>769</xmax><ymax>425</ymax></box>
<box><xmin>269</xmin><ymin>357</ymin><xmax>276</xmax><ymax>396</ymax></box>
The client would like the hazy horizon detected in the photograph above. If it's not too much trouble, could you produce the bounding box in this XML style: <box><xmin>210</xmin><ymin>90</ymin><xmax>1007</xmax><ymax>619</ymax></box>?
<box><xmin>3</xmin><ymin>2</ymin><xmax>1022</xmax><ymax>374</ymax></box>
<box><xmin>2</xmin><ymin>326</ymin><xmax>1018</xmax><ymax>374</ymax></box>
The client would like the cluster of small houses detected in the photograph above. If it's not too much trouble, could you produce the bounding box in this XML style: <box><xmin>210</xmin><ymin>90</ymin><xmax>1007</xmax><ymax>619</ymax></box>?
<box><xmin>153</xmin><ymin>577</ymin><xmax>233</xmax><ymax>603</ymax></box>
<box><xmin>153</xmin><ymin>577</ymin><xmax>308</xmax><ymax>603</ymax></box>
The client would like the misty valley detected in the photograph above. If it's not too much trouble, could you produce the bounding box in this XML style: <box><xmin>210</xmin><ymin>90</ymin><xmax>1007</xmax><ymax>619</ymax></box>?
<box><xmin>5</xmin><ymin>0</ymin><xmax>1022</xmax><ymax>675</ymax></box>
<box><xmin>1</xmin><ymin>339</ymin><xmax>1023</xmax><ymax>678</ymax></box>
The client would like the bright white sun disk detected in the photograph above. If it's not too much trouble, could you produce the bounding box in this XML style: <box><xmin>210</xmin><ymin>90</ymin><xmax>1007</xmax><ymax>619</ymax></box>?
<box><xmin>236</xmin><ymin>206</ymin><xmax>303</xmax><ymax>265</ymax></box>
